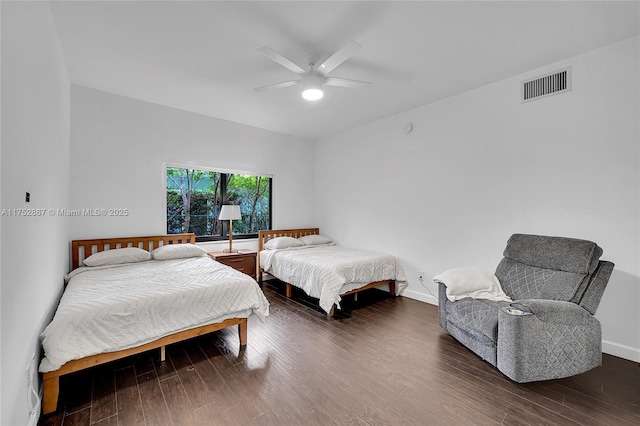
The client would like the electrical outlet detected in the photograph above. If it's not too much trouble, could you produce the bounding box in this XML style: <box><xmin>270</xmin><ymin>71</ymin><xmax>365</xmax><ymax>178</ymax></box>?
<box><xmin>418</xmin><ymin>271</ymin><xmax>424</xmax><ymax>281</ymax></box>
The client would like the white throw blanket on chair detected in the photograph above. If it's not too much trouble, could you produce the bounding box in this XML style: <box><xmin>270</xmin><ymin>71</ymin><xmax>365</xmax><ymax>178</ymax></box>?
<box><xmin>433</xmin><ymin>267</ymin><xmax>512</xmax><ymax>302</ymax></box>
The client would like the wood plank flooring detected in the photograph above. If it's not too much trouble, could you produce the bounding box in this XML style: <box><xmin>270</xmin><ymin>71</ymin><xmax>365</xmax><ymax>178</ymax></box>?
<box><xmin>39</xmin><ymin>281</ymin><xmax>640</xmax><ymax>426</ymax></box>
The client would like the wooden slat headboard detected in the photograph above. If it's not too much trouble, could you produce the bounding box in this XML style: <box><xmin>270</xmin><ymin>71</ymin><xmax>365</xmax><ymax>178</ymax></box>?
<box><xmin>71</xmin><ymin>233</ymin><xmax>196</xmax><ymax>269</ymax></box>
<box><xmin>258</xmin><ymin>228</ymin><xmax>319</xmax><ymax>252</ymax></box>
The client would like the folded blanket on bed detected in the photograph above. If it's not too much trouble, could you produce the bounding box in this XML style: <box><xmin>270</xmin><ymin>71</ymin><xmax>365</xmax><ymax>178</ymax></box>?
<box><xmin>433</xmin><ymin>267</ymin><xmax>512</xmax><ymax>302</ymax></box>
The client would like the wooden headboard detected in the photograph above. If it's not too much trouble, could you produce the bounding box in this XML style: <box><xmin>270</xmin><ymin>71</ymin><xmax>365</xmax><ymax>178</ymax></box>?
<box><xmin>258</xmin><ymin>228</ymin><xmax>319</xmax><ymax>252</ymax></box>
<box><xmin>71</xmin><ymin>233</ymin><xmax>196</xmax><ymax>269</ymax></box>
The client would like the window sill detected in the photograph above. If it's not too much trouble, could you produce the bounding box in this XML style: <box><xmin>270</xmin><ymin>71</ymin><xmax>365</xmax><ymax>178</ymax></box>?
<box><xmin>196</xmin><ymin>237</ymin><xmax>259</xmax><ymax>253</ymax></box>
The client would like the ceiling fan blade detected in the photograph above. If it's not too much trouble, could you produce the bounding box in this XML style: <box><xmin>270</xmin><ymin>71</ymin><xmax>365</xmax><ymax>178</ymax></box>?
<box><xmin>253</xmin><ymin>80</ymin><xmax>300</xmax><ymax>92</ymax></box>
<box><xmin>257</xmin><ymin>46</ymin><xmax>306</xmax><ymax>75</ymax></box>
<box><xmin>324</xmin><ymin>77</ymin><xmax>373</xmax><ymax>88</ymax></box>
<box><xmin>316</xmin><ymin>40</ymin><xmax>362</xmax><ymax>75</ymax></box>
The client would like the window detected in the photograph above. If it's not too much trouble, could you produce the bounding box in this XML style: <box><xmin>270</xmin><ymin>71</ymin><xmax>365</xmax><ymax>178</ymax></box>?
<box><xmin>166</xmin><ymin>166</ymin><xmax>272</xmax><ymax>242</ymax></box>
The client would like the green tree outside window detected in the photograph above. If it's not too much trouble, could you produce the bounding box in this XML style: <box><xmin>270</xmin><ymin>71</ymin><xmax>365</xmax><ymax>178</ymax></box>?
<box><xmin>166</xmin><ymin>167</ymin><xmax>271</xmax><ymax>241</ymax></box>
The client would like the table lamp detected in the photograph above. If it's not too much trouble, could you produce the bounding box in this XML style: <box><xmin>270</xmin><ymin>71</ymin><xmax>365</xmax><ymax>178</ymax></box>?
<box><xmin>218</xmin><ymin>205</ymin><xmax>242</xmax><ymax>253</ymax></box>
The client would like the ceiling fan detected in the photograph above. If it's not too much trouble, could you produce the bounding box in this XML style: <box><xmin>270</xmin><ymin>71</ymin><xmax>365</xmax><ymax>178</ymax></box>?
<box><xmin>254</xmin><ymin>40</ymin><xmax>372</xmax><ymax>101</ymax></box>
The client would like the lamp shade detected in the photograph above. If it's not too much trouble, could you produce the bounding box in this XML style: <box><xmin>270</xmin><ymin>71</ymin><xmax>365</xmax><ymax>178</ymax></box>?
<box><xmin>219</xmin><ymin>205</ymin><xmax>241</xmax><ymax>221</ymax></box>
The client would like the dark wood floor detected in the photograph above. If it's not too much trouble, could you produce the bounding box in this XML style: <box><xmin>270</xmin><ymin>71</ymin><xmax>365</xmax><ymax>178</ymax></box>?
<box><xmin>40</xmin><ymin>280</ymin><xmax>640</xmax><ymax>426</ymax></box>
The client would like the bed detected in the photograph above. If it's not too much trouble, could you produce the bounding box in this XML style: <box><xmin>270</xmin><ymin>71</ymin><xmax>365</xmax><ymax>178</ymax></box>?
<box><xmin>40</xmin><ymin>234</ymin><xmax>269</xmax><ymax>415</ymax></box>
<box><xmin>258</xmin><ymin>228</ymin><xmax>407</xmax><ymax>316</ymax></box>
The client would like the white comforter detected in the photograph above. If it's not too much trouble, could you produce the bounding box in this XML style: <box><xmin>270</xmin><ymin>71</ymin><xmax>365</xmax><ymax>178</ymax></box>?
<box><xmin>40</xmin><ymin>256</ymin><xmax>269</xmax><ymax>372</ymax></box>
<box><xmin>260</xmin><ymin>245</ymin><xmax>408</xmax><ymax>313</ymax></box>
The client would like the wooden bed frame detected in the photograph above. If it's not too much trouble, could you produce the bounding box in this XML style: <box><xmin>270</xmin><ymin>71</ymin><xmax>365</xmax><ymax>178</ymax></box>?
<box><xmin>257</xmin><ymin>228</ymin><xmax>395</xmax><ymax>316</ymax></box>
<box><xmin>42</xmin><ymin>234</ymin><xmax>248</xmax><ymax>415</ymax></box>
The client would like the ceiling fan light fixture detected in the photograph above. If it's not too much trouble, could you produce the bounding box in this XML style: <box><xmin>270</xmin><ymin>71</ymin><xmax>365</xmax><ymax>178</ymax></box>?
<box><xmin>256</xmin><ymin>41</ymin><xmax>370</xmax><ymax>101</ymax></box>
<box><xmin>302</xmin><ymin>86</ymin><xmax>324</xmax><ymax>101</ymax></box>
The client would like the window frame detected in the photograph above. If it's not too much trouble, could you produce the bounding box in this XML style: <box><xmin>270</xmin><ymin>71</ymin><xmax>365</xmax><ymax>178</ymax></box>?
<box><xmin>163</xmin><ymin>163</ymin><xmax>273</xmax><ymax>243</ymax></box>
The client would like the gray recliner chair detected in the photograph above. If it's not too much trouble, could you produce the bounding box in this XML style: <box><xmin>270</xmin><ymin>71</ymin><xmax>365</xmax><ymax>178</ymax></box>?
<box><xmin>438</xmin><ymin>234</ymin><xmax>614</xmax><ymax>382</ymax></box>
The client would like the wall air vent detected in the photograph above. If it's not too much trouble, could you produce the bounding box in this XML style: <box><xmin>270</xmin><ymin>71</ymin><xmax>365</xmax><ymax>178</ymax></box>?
<box><xmin>521</xmin><ymin>67</ymin><xmax>571</xmax><ymax>103</ymax></box>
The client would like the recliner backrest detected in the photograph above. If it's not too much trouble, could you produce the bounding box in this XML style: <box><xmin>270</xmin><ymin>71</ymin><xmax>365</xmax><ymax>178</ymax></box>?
<box><xmin>494</xmin><ymin>234</ymin><xmax>603</xmax><ymax>303</ymax></box>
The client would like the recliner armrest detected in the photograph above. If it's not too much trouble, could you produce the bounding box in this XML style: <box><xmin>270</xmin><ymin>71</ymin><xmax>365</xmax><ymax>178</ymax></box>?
<box><xmin>438</xmin><ymin>281</ymin><xmax>449</xmax><ymax>330</ymax></box>
<box><xmin>497</xmin><ymin>300</ymin><xmax>602</xmax><ymax>383</ymax></box>
<box><xmin>509</xmin><ymin>299</ymin><xmax>596</xmax><ymax>326</ymax></box>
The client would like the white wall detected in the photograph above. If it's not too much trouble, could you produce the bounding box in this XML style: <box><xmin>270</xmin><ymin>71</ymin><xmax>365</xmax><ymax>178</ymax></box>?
<box><xmin>1</xmin><ymin>2</ymin><xmax>71</xmax><ymax>425</ymax></box>
<box><xmin>70</xmin><ymin>86</ymin><xmax>316</xmax><ymax>252</ymax></box>
<box><xmin>315</xmin><ymin>36</ymin><xmax>640</xmax><ymax>361</ymax></box>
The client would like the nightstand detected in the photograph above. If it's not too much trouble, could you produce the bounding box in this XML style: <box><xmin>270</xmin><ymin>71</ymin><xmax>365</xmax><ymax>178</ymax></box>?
<box><xmin>208</xmin><ymin>250</ymin><xmax>258</xmax><ymax>281</ymax></box>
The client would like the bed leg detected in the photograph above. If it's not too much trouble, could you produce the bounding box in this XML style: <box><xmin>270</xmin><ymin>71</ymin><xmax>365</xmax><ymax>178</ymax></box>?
<box><xmin>354</xmin><ymin>292</ymin><xmax>359</xmax><ymax>302</ymax></box>
<box><xmin>285</xmin><ymin>283</ymin><xmax>292</xmax><ymax>298</ymax></box>
<box><xmin>160</xmin><ymin>345</ymin><xmax>166</xmax><ymax>362</ymax></box>
<box><xmin>390</xmin><ymin>281</ymin><xmax>396</xmax><ymax>296</ymax></box>
<box><xmin>43</xmin><ymin>373</ymin><xmax>59</xmax><ymax>415</ymax></box>
<box><xmin>238</xmin><ymin>318</ymin><xmax>248</xmax><ymax>346</ymax></box>
<box><xmin>327</xmin><ymin>305</ymin><xmax>335</xmax><ymax>318</ymax></box>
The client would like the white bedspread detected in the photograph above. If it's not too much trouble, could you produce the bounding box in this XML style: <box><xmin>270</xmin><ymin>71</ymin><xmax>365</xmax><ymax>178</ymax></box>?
<box><xmin>39</xmin><ymin>257</ymin><xmax>269</xmax><ymax>372</ymax></box>
<box><xmin>260</xmin><ymin>245</ymin><xmax>408</xmax><ymax>313</ymax></box>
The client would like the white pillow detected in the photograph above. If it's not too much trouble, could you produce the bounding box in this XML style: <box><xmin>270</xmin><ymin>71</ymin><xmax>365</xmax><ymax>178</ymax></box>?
<box><xmin>151</xmin><ymin>243</ymin><xmax>207</xmax><ymax>260</ymax></box>
<box><xmin>433</xmin><ymin>267</ymin><xmax>512</xmax><ymax>302</ymax></box>
<box><xmin>263</xmin><ymin>236</ymin><xmax>305</xmax><ymax>250</ymax></box>
<box><xmin>297</xmin><ymin>234</ymin><xmax>333</xmax><ymax>246</ymax></box>
<box><xmin>83</xmin><ymin>247</ymin><xmax>151</xmax><ymax>267</ymax></box>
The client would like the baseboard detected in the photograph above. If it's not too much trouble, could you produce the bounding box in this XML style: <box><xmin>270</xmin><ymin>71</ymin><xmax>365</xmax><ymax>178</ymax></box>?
<box><xmin>602</xmin><ymin>340</ymin><xmax>640</xmax><ymax>362</ymax></box>
<box><xmin>402</xmin><ymin>288</ymin><xmax>438</xmax><ymax>306</ymax></box>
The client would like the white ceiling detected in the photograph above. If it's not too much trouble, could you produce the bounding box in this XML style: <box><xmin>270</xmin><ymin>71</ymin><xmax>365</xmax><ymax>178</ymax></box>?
<box><xmin>49</xmin><ymin>1</ymin><xmax>639</xmax><ymax>140</ymax></box>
